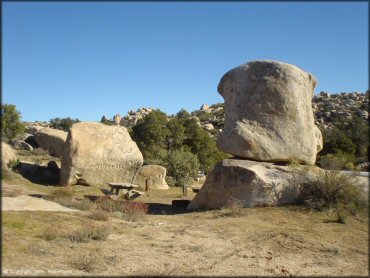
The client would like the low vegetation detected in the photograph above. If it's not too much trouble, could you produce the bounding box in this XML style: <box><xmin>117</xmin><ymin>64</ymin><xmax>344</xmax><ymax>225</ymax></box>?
<box><xmin>121</xmin><ymin>201</ymin><xmax>148</xmax><ymax>222</ymax></box>
<box><xmin>1</xmin><ymin>104</ymin><xmax>25</xmax><ymax>141</ymax></box>
<box><xmin>289</xmin><ymin>165</ymin><xmax>367</xmax><ymax>223</ymax></box>
<box><xmin>49</xmin><ymin>117</ymin><xmax>80</xmax><ymax>132</ymax></box>
<box><xmin>66</xmin><ymin>222</ymin><xmax>110</xmax><ymax>242</ymax></box>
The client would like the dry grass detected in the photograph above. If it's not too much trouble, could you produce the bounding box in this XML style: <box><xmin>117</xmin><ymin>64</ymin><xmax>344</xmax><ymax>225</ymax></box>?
<box><xmin>65</xmin><ymin>222</ymin><xmax>110</xmax><ymax>242</ymax></box>
<box><xmin>2</xmin><ymin>205</ymin><xmax>368</xmax><ymax>276</ymax></box>
<box><xmin>88</xmin><ymin>210</ymin><xmax>110</xmax><ymax>221</ymax></box>
<box><xmin>69</xmin><ymin>253</ymin><xmax>100</xmax><ymax>272</ymax></box>
<box><xmin>121</xmin><ymin>201</ymin><xmax>148</xmax><ymax>222</ymax></box>
<box><xmin>217</xmin><ymin>198</ymin><xmax>244</xmax><ymax>217</ymax></box>
<box><xmin>39</xmin><ymin>226</ymin><xmax>59</xmax><ymax>241</ymax></box>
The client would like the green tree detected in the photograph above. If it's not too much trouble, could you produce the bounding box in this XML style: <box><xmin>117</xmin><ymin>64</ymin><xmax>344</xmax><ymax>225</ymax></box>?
<box><xmin>49</xmin><ymin>117</ymin><xmax>80</xmax><ymax>131</ymax></box>
<box><xmin>165</xmin><ymin>149</ymin><xmax>199</xmax><ymax>191</ymax></box>
<box><xmin>131</xmin><ymin>110</ymin><xmax>170</xmax><ymax>163</ymax></box>
<box><xmin>165</xmin><ymin>118</ymin><xmax>185</xmax><ymax>150</ymax></box>
<box><xmin>1</xmin><ymin>104</ymin><xmax>25</xmax><ymax>141</ymax></box>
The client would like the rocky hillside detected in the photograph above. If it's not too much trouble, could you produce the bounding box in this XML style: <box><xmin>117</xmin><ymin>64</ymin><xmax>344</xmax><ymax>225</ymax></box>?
<box><xmin>24</xmin><ymin>91</ymin><xmax>368</xmax><ymax>137</ymax></box>
<box><xmin>100</xmin><ymin>91</ymin><xmax>368</xmax><ymax>138</ymax></box>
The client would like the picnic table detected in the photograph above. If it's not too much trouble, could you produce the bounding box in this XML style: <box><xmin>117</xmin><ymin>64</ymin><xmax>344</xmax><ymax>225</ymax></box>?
<box><xmin>106</xmin><ymin>182</ymin><xmax>145</xmax><ymax>200</ymax></box>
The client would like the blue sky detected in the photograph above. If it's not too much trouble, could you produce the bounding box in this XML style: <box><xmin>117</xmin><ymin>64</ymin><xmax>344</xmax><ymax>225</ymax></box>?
<box><xmin>3</xmin><ymin>2</ymin><xmax>368</xmax><ymax>122</ymax></box>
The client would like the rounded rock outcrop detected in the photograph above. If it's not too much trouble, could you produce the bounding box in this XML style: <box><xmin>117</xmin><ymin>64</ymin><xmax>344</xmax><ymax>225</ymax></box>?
<box><xmin>60</xmin><ymin>122</ymin><xmax>143</xmax><ymax>186</ymax></box>
<box><xmin>217</xmin><ymin>60</ymin><xmax>322</xmax><ymax>165</ymax></box>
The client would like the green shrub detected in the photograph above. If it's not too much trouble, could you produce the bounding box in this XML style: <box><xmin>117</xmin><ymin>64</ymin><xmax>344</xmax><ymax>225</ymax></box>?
<box><xmin>1</xmin><ymin>104</ymin><xmax>25</xmax><ymax>141</ymax></box>
<box><xmin>290</xmin><ymin>167</ymin><xmax>367</xmax><ymax>219</ymax></box>
<box><xmin>318</xmin><ymin>153</ymin><xmax>356</xmax><ymax>170</ymax></box>
<box><xmin>165</xmin><ymin>150</ymin><xmax>199</xmax><ymax>186</ymax></box>
<box><xmin>49</xmin><ymin>117</ymin><xmax>80</xmax><ymax>131</ymax></box>
<box><xmin>7</xmin><ymin>158</ymin><xmax>20</xmax><ymax>170</ymax></box>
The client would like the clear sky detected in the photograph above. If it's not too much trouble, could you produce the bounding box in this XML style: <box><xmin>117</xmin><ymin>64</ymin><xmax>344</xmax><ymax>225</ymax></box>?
<box><xmin>3</xmin><ymin>2</ymin><xmax>368</xmax><ymax>122</ymax></box>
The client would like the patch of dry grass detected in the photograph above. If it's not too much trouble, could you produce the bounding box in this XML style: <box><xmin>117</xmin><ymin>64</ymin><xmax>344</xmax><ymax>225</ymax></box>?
<box><xmin>88</xmin><ymin>210</ymin><xmax>110</xmax><ymax>221</ymax></box>
<box><xmin>65</xmin><ymin>222</ymin><xmax>110</xmax><ymax>242</ymax></box>
<box><xmin>69</xmin><ymin>253</ymin><xmax>100</xmax><ymax>272</ymax></box>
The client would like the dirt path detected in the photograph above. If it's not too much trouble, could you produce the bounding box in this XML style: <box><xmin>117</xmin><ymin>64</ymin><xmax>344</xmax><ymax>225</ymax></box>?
<box><xmin>2</xmin><ymin>195</ymin><xmax>77</xmax><ymax>212</ymax></box>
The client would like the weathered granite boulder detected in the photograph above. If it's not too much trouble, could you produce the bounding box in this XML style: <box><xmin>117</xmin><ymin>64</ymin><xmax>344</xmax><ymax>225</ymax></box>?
<box><xmin>34</xmin><ymin>128</ymin><xmax>67</xmax><ymax>157</ymax></box>
<box><xmin>135</xmin><ymin>165</ymin><xmax>169</xmax><ymax>190</ymax></box>
<box><xmin>217</xmin><ymin>60</ymin><xmax>322</xmax><ymax>165</ymax></box>
<box><xmin>188</xmin><ymin>159</ymin><xmax>315</xmax><ymax>210</ymax></box>
<box><xmin>1</xmin><ymin>142</ymin><xmax>17</xmax><ymax>170</ymax></box>
<box><xmin>60</xmin><ymin>122</ymin><xmax>143</xmax><ymax>186</ymax></box>
<box><xmin>11</xmin><ymin>138</ymin><xmax>34</xmax><ymax>151</ymax></box>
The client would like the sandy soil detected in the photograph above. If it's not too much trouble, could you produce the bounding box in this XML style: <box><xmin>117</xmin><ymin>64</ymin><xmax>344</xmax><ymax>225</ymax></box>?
<box><xmin>2</xmin><ymin>205</ymin><xmax>368</xmax><ymax>276</ymax></box>
<box><xmin>2</xmin><ymin>195</ymin><xmax>77</xmax><ymax>211</ymax></box>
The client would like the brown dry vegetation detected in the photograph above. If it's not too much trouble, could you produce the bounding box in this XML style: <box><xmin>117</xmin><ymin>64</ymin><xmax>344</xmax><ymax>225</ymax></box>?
<box><xmin>1</xmin><ymin>152</ymin><xmax>368</xmax><ymax>276</ymax></box>
<box><xmin>2</xmin><ymin>198</ymin><xmax>368</xmax><ymax>276</ymax></box>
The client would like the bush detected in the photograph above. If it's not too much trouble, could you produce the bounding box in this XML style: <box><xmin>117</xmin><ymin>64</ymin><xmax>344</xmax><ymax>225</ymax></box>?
<box><xmin>72</xmin><ymin>199</ymin><xmax>96</xmax><ymax>211</ymax></box>
<box><xmin>1</xmin><ymin>104</ymin><xmax>25</xmax><ymax>141</ymax></box>
<box><xmin>290</xmin><ymin>167</ymin><xmax>367</xmax><ymax>220</ymax></box>
<box><xmin>49</xmin><ymin>117</ymin><xmax>80</xmax><ymax>132</ymax></box>
<box><xmin>165</xmin><ymin>150</ymin><xmax>199</xmax><ymax>186</ymax></box>
<box><xmin>121</xmin><ymin>202</ymin><xmax>148</xmax><ymax>222</ymax></box>
<box><xmin>7</xmin><ymin>158</ymin><xmax>20</xmax><ymax>170</ymax></box>
<box><xmin>318</xmin><ymin>152</ymin><xmax>356</xmax><ymax>170</ymax></box>
<box><xmin>96</xmin><ymin>197</ymin><xmax>123</xmax><ymax>212</ymax></box>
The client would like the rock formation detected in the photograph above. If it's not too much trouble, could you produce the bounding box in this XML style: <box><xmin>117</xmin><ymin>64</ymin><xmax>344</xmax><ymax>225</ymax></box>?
<box><xmin>34</xmin><ymin>127</ymin><xmax>67</xmax><ymax>157</ymax></box>
<box><xmin>60</xmin><ymin>122</ymin><xmax>143</xmax><ymax>186</ymax></box>
<box><xmin>188</xmin><ymin>159</ymin><xmax>310</xmax><ymax>209</ymax></box>
<box><xmin>2</xmin><ymin>142</ymin><xmax>17</xmax><ymax>170</ymax></box>
<box><xmin>188</xmin><ymin>60</ymin><xmax>326</xmax><ymax>210</ymax></box>
<box><xmin>135</xmin><ymin>165</ymin><xmax>169</xmax><ymax>190</ymax></box>
<box><xmin>217</xmin><ymin>60</ymin><xmax>322</xmax><ymax>165</ymax></box>
<box><xmin>113</xmin><ymin>114</ymin><xmax>122</xmax><ymax>125</ymax></box>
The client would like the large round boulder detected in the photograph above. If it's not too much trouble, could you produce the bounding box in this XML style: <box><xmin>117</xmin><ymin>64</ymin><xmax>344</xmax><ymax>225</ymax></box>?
<box><xmin>217</xmin><ymin>60</ymin><xmax>322</xmax><ymax>165</ymax></box>
<box><xmin>34</xmin><ymin>127</ymin><xmax>67</xmax><ymax>157</ymax></box>
<box><xmin>60</xmin><ymin>122</ymin><xmax>143</xmax><ymax>186</ymax></box>
<box><xmin>2</xmin><ymin>142</ymin><xmax>17</xmax><ymax>170</ymax></box>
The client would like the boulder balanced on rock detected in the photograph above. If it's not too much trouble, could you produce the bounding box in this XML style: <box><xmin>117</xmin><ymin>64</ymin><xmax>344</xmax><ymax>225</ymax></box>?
<box><xmin>60</xmin><ymin>122</ymin><xmax>143</xmax><ymax>186</ymax></box>
<box><xmin>217</xmin><ymin>60</ymin><xmax>322</xmax><ymax>165</ymax></box>
<box><xmin>188</xmin><ymin>60</ymin><xmax>325</xmax><ymax>210</ymax></box>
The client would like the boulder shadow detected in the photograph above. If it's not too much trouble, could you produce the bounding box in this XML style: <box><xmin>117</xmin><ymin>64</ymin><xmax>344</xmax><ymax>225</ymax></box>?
<box><xmin>17</xmin><ymin>161</ymin><xmax>60</xmax><ymax>186</ymax></box>
<box><xmin>147</xmin><ymin>202</ymin><xmax>192</xmax><ymax>215</ymax></box>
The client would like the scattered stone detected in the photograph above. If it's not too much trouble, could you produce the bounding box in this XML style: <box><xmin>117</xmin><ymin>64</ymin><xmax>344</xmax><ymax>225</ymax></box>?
<box><xmin>11</xmin><ymin>139</ymin><xmax>33</xmax><ymax>151</ymax></box>
<box><xmin>113</xmin><ymin>114</ymin><xmax>122</xmax><ymax>125</ymax></box>
<box><xmin>60</xmin><ymin>122</ymin><xmax>143</xmax><ymax>186</ymax></box>
<box><xmin>34</xmin><ymin>127</ymin><xmax>67</xmax><ymax>157</ymax></box>
<box><xmin>217</xmin><ymin>60</ymin><xmax>322</xmax><ymax>165</ymax></box>
<box><xmin>202</xmin><ymin>123</ymin><xmax>214</xmax><ymax>131</ymax></box>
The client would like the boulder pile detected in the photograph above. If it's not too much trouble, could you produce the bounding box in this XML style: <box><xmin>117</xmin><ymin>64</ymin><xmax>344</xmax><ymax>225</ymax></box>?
<box><xmin>189</xmin><ymin>60</ymin><xmax>323</xmax><ymax>209</ymax></box>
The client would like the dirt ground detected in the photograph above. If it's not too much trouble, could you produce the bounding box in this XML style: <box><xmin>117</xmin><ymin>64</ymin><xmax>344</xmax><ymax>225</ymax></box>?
<box><xmin>2</xmin><ymin>192</ymin><xmax>369</xmax><ymax>276</ymax></box>
<box><xmin>1</xmin><ymin>151</ymin><xmax>369</xmax><ymax>276</ymax></box>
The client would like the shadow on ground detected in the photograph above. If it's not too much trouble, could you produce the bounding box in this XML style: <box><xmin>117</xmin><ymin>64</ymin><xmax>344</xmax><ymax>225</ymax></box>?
<box><xmin>17</xmin><ymin>161</ymin><xmax>60</xmax><ymax>185</ymax></box>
